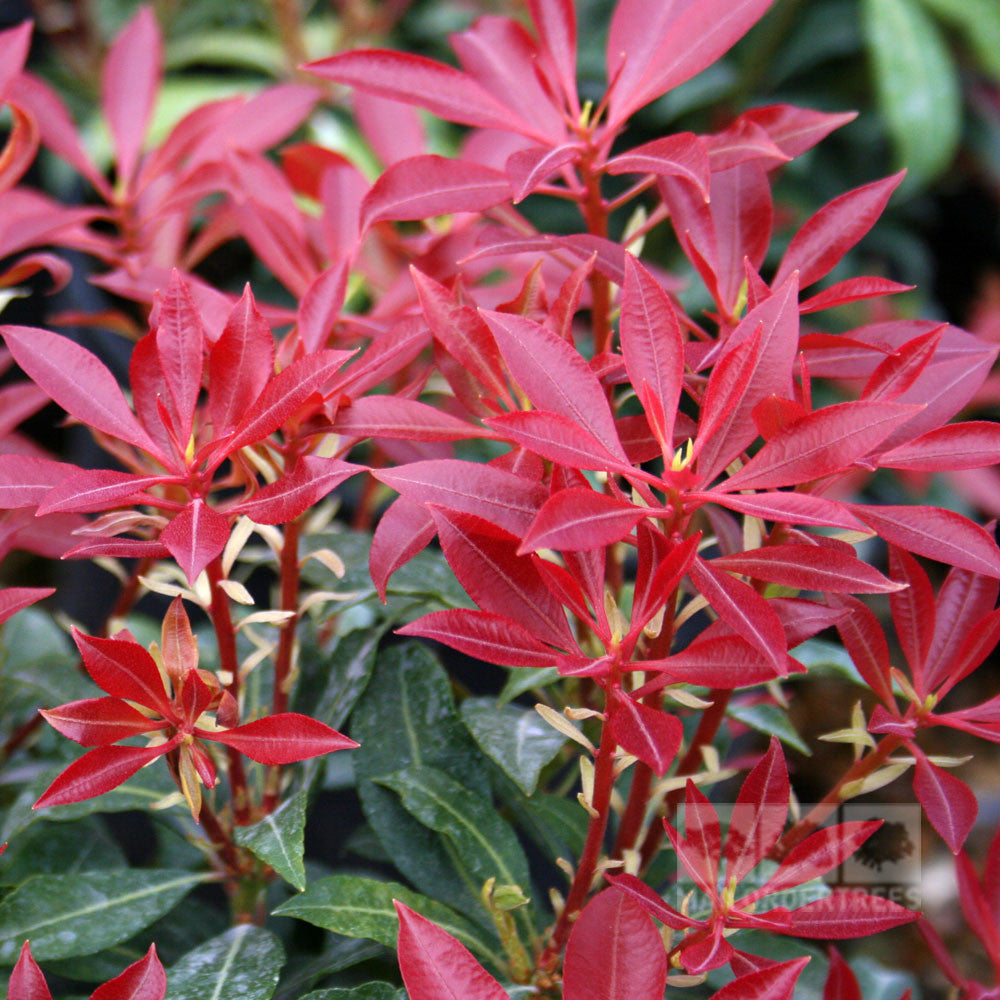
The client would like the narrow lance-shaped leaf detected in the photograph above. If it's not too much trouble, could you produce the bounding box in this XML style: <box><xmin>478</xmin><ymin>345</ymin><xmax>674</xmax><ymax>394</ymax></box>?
<box><xmin>395</xmin><ymin>902</ymin><xmax>508</xmax><ymax>1000</ymax></box>
<box><xmin>913</xmin><ymin>752</ymin><xmax>977</xmax><ymax>853</ymax></box>
<box><xmin>160</xmin><ymin>499</ymin><xmax>230</xmax><ymax>584</ymax></box>
<box><xmin>204</xmin><ymin>714</ymin><xmax>358</xmax><ymax>765</ymax></box>
<box><xmin>154</xmin><ymin>271</ymin><xmax>205</xmax><ymax>446</ymax></box>
<box><xmin>608</xmin><ymin>694</ymin><xmax>682</xmax><ymax>777</ymax></box>
<box><xmin>519</xmin><ymin>487</ymin><xmax>647</xmax><ymax>553</ymax></box>
<box><xmin>230</xmin><ymin>457</ymin><xmax>364</xmax><ymax>525</ymax></box>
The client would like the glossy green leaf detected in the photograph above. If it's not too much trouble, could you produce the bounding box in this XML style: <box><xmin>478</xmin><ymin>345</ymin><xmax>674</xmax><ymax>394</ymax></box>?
<box><xmin>273</xmin><ymin>875</ymin><xmax>504</xmax><ymax>969</ymax></box>
<box><xmin>234</xmin><ymin>788</ymin><xmax>307</xmax><ymax>891</ymax></box>
<box><xmin>351</xmin><ymin>643</ymin><xmax>490</xmax><ymax>920</ymax></box>
<box><xmin>299</xmin><ymin>987</ymin><xmax>402</xmax><ymax>1000</ymax></box>
<box><xmin>375</xmin><ymin>765</ymin><xmax>531</xmax><ymax>892</ymax></box>
<box><xmin>0</xmin><ymin>869</ymin><xmax>208</xmax><ymax>962</ymax></box>
<box><xmin>790</xmin><ymin>639</ymin><xmax>865</xmax><ymax>686</ymax></box>
<box><xmin>0</xmin><ymin>817</ymin><xmax>126</xmax><ymax>885</ymax></box>
<box><xmin>727</xmin><ymin>702</ymin><xmax>811</xmax><ymax>756</ymax></box>
<box><xmin>501</xmin><ymin>789</ymin><xmax>588</xmax><ymax>862</ymax></box>
<box><xmin>167</xmin><ymin>926</ymin><xmax>285</xmax><ymax>1000</ymax></box>
<box><xmin>917</xmin><ymin>0</ymin><xmax>1000</xmax><ymax>81</ymax></box>
<box><xmin>863</xmin><ymin>0</ymin><xmax>961</xmax><ymax>186</ymax></box>
<box><xmin>497</xmin><ymin>666</ymin><xmax>560</xmax><ymax>706</ymax></box>
<box><xmin>460</xmin><ymin>697</ymin><xmax>566</xmax><ymax>795</ymax></box>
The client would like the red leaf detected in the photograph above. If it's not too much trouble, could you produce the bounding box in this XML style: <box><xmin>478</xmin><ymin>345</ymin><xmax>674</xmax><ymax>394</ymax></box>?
<box><xmin>34</xmin><ymin>742</ymin><xmax>173</xmax><ymax>809</ymax></box>
<box><xmin>723</xmin><ymin>401</ymin><xmax>920</xmax><ymax>491</ymax></box>
<box><xmin>432</xmin><ymin>508</ymin><xmax>575</xmax><ymax>648</ymax></box>
<box><xmin>73</xmin><ymin>630</ymin><xmax>172</xmax><ymax>716</ymax></box>
<box><xmin>709</xmin><ymin>958</ymin><xmax>810</xmax><ymax>1000</ymax></box>
<box><xmin>160</xmin><ymin>500</ymin><xmax>230</xmax><ymax>583</ymax></box>
<box><xmin>823</xmin><ymin>948</ymin><xmax>862</xmax><ymax>1000</ymax></box>
<box><xmin>694</xmin><ymin>277</ymin><xmax>800</xmax><ymax>481</ymax></box>
<box><xmin>726</xmin><ymin>738</ymin><xmax>789</xmax><ymax>885</ymax></box>
<box><xmin>712</xmin><ymin>544</ymin><xmax>904</xmax><ymax>594</ymax></box>
<box><xmin>955</xmin><ymin>852</ymin><xmax>1000</xmax><ymax>958</ymax></box>
<box><xmin>913</xmin><ymin>754</ymin><xmax>977</xmax><ymax>853</ymax></box>
<box><xmin>486</xmin><ymin>410</ymin><xmax>633</xmax><ymax>476</ymax></box>
<box><xmin>394</xmin><ymin>902</ymin><xmax>508</xmax><ymax>1000</ymax></box>
<box><xmin>209</xmin><ymin>285</ymin><xmax>275</xmax><ymax>435</ymax></box>
<box><xmin>482</xmin><ymin>309</ymin><xmax>626</xmax><ymax>459</ymax></box>
<box><xmin>705</xmin><ymin>118</ymin><xmax>790</xmax><ymax>172</ymax></box>
<box><xmin>507</xmin><ymin>142</ymin><xmax>580</xmax><ymax>202</ymax></box>
<box><xmin>0</xmin><ymin>21</ymin><xmax>32</xmax><ymax>96</ymax></box>
<box><xmin>741</xmin><ymin>105</ymin><xmax>857</xmax><ymax>158</ymax></box>
<box><xmin>562</xmin><ymin>889</ymin><xmax>667</xmax><ymax>1000</ymax></box>
<box><xmin>697</xmin><ymin>490</ymin><xmax>866</xmax><ymax>531</ymax></box>
<box><xmin>829</xmin><ymin>595</ymin><xmax>894</xmax><ymax>706</ymax></box>
<box><xmin>154</xmin><ymin>271</ymin><xmax>205</xmax><ymax>445</ymax></box>
<box><xmin>607</xmin><ymin>133</ymin><xmax>710</xmax><ymax>199</ymax></box>
<box><xmin>691</xmin><ymin>556</ymin><xmax>788</xmax><ymax>674</ymax></box>
<box><xmin>230</xmin><ymin>457</ymin><xmax>363</xmax><ymax>525</ymax></box>
<box><xmin>938</xmin><ymin>607</ymin><xmax>1000</xmax><ymax>698</ymax></box>
<box><xmin>306</xmin><ymin>50</ymin><xmax>536</xmax><ymax>135</ymax></box>
<box><xmin>862</xmin><ymin>327</ymin><xmax>944</xmax><ymax>402</ymax></box>
<box><xmin>375</xmin><ymin>460</ymin><xmax>546</xmax><ymax>537</ymax></box>
<box><xmin>851</xmin><ymin>504</ymin><xmax>1000</xmax><ymax>579</ymax></box>
<box><xmin>520</xmin><ymin>487</ymin><xmax>647</xmax><ymax>553</ymax></box>
<box><xmin>369</xmin><ymin>496</ymin><xmax>435</xmax><ymax>600</ymax></box>
<box><xmin>90</xmin><ymin>945</ymin><xmax>166</xmax><ymax>1000</ymax></box>
<box><xmin>298</xmin><ymin>262</ymin><xmax>349</xmax><ymax>354</ymax></box>
<box><xmin>774</xmin><ymin>172</ymin><xmax>906</xmax><ymax>289</ymax></box>
<box><xmin>0</xmin><ymin>453</ymin><xmax>75</xmax><ymax>508</ymax></box>
<box><xmin>674</xmin><ymin>780</ymin><xmax>722</xmax><ymax>893</ymax></box>
<box><xmin>878</xmin><ymin>421</ymin><xmax>1000</xmax><ymax>471</ymax></box>
<box><xmin>37</xmin><ymin>469</ymin><xmax>178</xmax><ymax>515</ymax></box>
<box><xmin>606</xmin><ymin>0</ymin><xmax>775</xmax><ymax>123</ymax></box>
<box><xmin>605</xmin><ymin>873</ymin><xmax>697</xmax><ymax>930</ymax></box>
<box><xmin>1</xmin><ymin>325</ymin><xmax>160</xmax><ymax>457</ymax></box>
<box><xmin>221</xmin><ymin>349</ymin><xmax>352</xmax><ymax>456</ymax></box>
<box><xmin>398</xmin><ymin>609</ymin><xmax>566</xmax><ymax>667</ymax></box>
<box><xmin>888</xmin><ymin>546</ymin><xmax>935</xmax><ymax>687</ymax></box>
<box><xmin>205</xmin><ymin>713</ymin><xmax>357</xmax><ymax>764</ymax></box>
<box><xmin>333</xmin><ymin>396</ymin><xmax>493</xmax><ymax>442</ymax></box>
<box><xmin>927</xmin><ymin>567</ymin><xmax>999</xmax><ymax>692</ymax></box>
<box><xmin>527</xmin><ymin>0</ymin><xmax>577</xmax><ymax>105</ymax></box>
<box><xmin>783</xmin><ymin>891</ymin><xmax>918</xmax><ymax>937</ymax></box>
<box><xmin>41</xmin><ymin>697</ymin><xmax>164</xmax><ymax>746</ymax></box>
<box><xmin>744</xmin><ymin>821</ymin><xmax>882</xmax><ymax>903</ymax></box>
<box><xmin>361</xmin><ymin>155</ymin><xmax>510</xmax><ymax>231</ymax></box>
<box><xmin>619</xmin><ymin>255</ymin><xmax>685</xmax><ymax>452</ymax></box>
<box><xmin>800</xmin><ymin>277</ymin><xmax>914</xmax><ymax>315</ymax></box>
<box><xmin>641</xmin><ymin>635</ymin><xmax>789</xmax><ymax>689</ymax></box>
<box><xmin>609</xmin><ymin>695</ymin><xmax>682</xmax><ymax>776</ymax></box>
<box><xmin>0</xmin><ymin>586</ymin><xmax>53</xmax><ymax>626</ymax></box>
<box><xmin>8</xmin><ymin>941</ymin><xmax>53</xmax><ymax>1000</ymax></box>
<box><xmin>101</xmin><ymin>7</ymin><xmax>161</xmax><ymax>186</ymax></box>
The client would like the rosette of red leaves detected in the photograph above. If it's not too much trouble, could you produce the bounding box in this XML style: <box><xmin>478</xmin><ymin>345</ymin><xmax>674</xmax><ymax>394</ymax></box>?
<box><xmin>35</xmin><ymin>597</ymin><xmax>357</xmax><ymax>818</ymax></box>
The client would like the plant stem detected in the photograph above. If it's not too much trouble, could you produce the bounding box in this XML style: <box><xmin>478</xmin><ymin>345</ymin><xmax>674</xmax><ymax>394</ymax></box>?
<box><xmin>206</xmin><ymin>558</ymin><xmax>251</xmax><ymax>824</ymax></box>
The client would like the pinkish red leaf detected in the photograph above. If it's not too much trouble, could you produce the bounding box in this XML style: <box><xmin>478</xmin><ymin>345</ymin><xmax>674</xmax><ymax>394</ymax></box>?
<box><xmin>297</xmin><ymin>262</ymin><xmax>349</xmax><ymax>354</ymax></box>
<box><xmin>353</xmin><ymin>92</ymin><xmax>427</xmax><ymax>167</ymax></box>
<box><xmin>101</xmin><ymin>7</ymin><xmax>161</xmax><ymax>187</ymax></box>
<box><xmin>774</xmin><ymin>172</ymin><xmax>905</xmax><ymax>289</ymax></box>
<box><xmin>641</xmin><ymin>635</ymin><xmax>790</xmax><ymax>689</ymax></box>
<box><xmin>705</xmin><ymin>119</ymin><xmax>790</xmax><ymax>171</ymax></box>
<box><xmin>878</xmin><ymin>421</ymin><xmax>1000</xmax><ymax>471</ymax></box>
<box><xmin>723</xmin><ymin>401</ymin><xmax>920</xmax><ymax>491</ymax></box>
<box><xmin>913</xmin><ymin>754</ymin><xmax>977</xmax><ymax>853</ymax></box>
<box><xmin>1</xmin><ymin>325</ymin><xmax>160</xmax><ymax>457</ymax></box>
<box><xmin>562</xmin><ymin>889</ymin><xmax>667</xmax><ymax>1000</ymax></box>
<box><xmin>955</xmin><ymin>851</ymin><xmax>1000</xmax><ymax>957</ymax></box>
<box><xmin>394</xmin><ymin>902</ymin><xmax>508</xmax><ymax>1000</ymax></box>
<box><xmin>609</xmin><ymin>695</ymin><xmax>682</xmax><ymax>776</ymax></box>
<box><xmin>209</xmin><ymin>285</ymin><xmax>275</xmax><ymax>435</ymax></box>
<box><xmin>888</xmin><ymin>546</ymin><xmax>935</xmax><ymax>687</ymax></box>
<box><xmin>712</xmin><ymin>544</ymin><xmax>903</xmax><ymax>594</ymax></box>
<box><xmin>398</xmin><ymin>609</ymin><xmax>567</xmax><ymax>667</ymax></box>
<box><xmin>709</xmin><ymin>958</ymin><xmax>810</xmax><ymax>1000</ymax></box>
<box><xmin>527</xmin><ymin>0</ymin><xmax>577</xmax><ymax>105</ymax></box>
<box><xmin>741</xmin><ymin>105</ymin><xmax>857</xmax><ymax>158</ymax></box>
<box><xmin>691</xmin><ymin>557</ymin><xmax>788</xmax><ymax>674</ymax></box>
<box><xmin>800</xmin><ymin>277</ymin><xmax>914</xmax><ymax>314</ymax></box>
<box><xmin>823</xmin><ymin>948</ymin><xmax>862</xmax><ymax>1000</ymax></box>
<box><xmin>605</xmin><ymin>873</ymin><xmax>697</xmax><ymax>930</ymax></box>
<box><xmin>726</xmin><ymin>738</ymin><xmax>789</xmax><ymax>885</ymax></box>
<box><xmin>829</xmin><ymin>595</ymin><xmax>895</xmax><ymax>706</ymax></box>
<box><xmin>333</xmin><ymin>396</ymin><xmax>493</xmax><ymax>442</ymax></box>
<box><xmin>37</xmin><ymin>469</ymin><xmax>178</xmax><ymax>515</ymax></box>
<box><xmin>73</xmin><ymin>630</ymin><xmax>172</xmax><ymax>716</ymax></box>
<box><xmin>8</xmin><ymin>941</ymin><xmax>52</xmax><ymax>1000</ymax></box>
<box><xmin>482</xmin><ymin>309</ymin><xmax>626</xmax><ymax>458</ymax></box>
<box><xmin>0</xmin><ymin>21</ymin><xmax>32</xmax><ymax>97</ymax></box>
<box><xmin>851</xmin><ymin>504</ymin><xmax>1000</xmax><ymax>579</ymax></box>
<box><xmin>34</xmin><ymin>742</ymin><xmax>173</xmax><ymax>809</ymax></box>
<box><xmin>361</xmin><ymin>155</ymin><xmax>510</xmax><ymax>231</ymax></box>
<box><xmin>862</xmin><ymin>327</ymin><xmax>943</xmax><ymax>402</ymax></box>
<box><xmin>0</xmin><ymin>586</ymin><xmax>53</xmax><ymax>626</ymax></box>
<box><xmin>306</xmin><ymin>50</ymin><xmax>536</xmax><ymax>135</ymax></box>
<box><xmin>370</xmin><ymin>496</ymin><xmax>436</xmax><ymax>601</ymax></box>
<box><xmin>160</xmin><ymin>500</ymin><xmax>230</xmax><ymax>584</ymax></box>
<box><xmin>40</xmin><ymin>697</ymin><xmax>164</xmax><ymax>746</ymax></box>
<box><xmin>375</xmin><ymin>460</ymin><xmax>546</xmax><ymax>537</ymax></box>
<box><xmin>607</xmin><ymin>133</ymin><xmax>710</xmax><ymax>199</ymax></box>
<box><xmin>927</xmin><ymin>567</ymin><xmax>999</xmax><ymax>692</ymax></box>
<box><xmin>619</xmin><ymin>255</ymin><xmax>685</xmax><ymax>452</ymax></box>
<box><xmin>230</xmin><ymin>457</ymin><xmax>363</xmax><ymax>525</ymax></box>
<box><xmin>784</xmin><ymin>891</ymin><xmax>918</xmax><ymax>937</ymax></box>
<box><xmin>520</xmin><ymin>487</ymin><xmax>647</xmax><ymax>553</ymax></box>
<box><xmin>90</xmin><ymin>945</ymin><xmax>166</xmax><ymax>1000</ymax></box>
<box><xmin>506</xmin><ymin>143</ymin><xmax>580</xmax><ymax>202</ymax></box>
<box><xmin>205</xmin><ymin>713</ymin><xmax>357</xmax><ymax>764</ymax></box>
<box><xmin>697</xmin><ymin>490</ymin><xmax>866</xmax><ymax>531</ymax></box>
